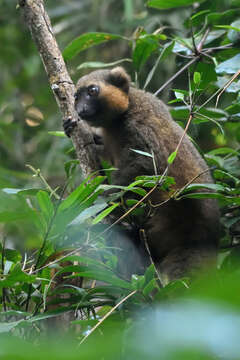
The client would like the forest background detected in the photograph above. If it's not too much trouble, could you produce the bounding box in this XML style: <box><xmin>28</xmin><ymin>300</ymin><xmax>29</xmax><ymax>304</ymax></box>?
<box><xmin>1</xmin><ymin>0</ymin><xmax>240</xmax><ymax>359</ymax></box>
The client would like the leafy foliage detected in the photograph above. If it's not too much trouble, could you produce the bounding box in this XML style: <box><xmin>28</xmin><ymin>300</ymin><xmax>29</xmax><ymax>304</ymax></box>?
<box><xmin>1</xmin><ymin>0</ymin><xmax>240</xmax><ymax>358</ymax></box>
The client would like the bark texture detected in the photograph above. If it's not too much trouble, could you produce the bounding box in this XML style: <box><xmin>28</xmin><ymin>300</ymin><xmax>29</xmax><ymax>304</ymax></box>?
<box><xmin>19</xmin><ymin>0</ymin><xmax>100</xmax><ymax>177</ymax></box>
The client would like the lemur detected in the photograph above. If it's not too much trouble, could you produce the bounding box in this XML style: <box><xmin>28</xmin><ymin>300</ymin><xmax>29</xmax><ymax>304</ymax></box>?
<box><xmin>64</xmin><ymin>67</ymin><xmax>220</xmax><ymax>283</ymax></box>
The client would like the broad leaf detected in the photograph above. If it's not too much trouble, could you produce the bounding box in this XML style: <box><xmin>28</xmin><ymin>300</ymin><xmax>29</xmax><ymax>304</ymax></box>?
<box><xmin>133</xmin><ymin>33</ymin><xmax>165</xmax><ymax>71</ymax></box>
<box><xmin>77</xmin><ymin>58</ymin><xmax>132</xmax><ymax>70</ymax></box>
<box><xmin>63</xmin><ymin>32</ymin><xmax>123</xmax><ymax>60</ymax></box>
<box><xmin>216</xmin><ymin>54</ymin><xmax>240</xmax><ymax>75</ymax></box>
<box><xmin>37</xmin><ymin>190</ymin><xmax>54</xmax><ymax>221</ymax></box>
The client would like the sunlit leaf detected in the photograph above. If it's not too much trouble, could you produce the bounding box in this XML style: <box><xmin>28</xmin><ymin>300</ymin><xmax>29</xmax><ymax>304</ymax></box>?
<box><xmin>168</xmin><ymin>151</ymin><xmax>177</xmax><ymax>164</ymax></box>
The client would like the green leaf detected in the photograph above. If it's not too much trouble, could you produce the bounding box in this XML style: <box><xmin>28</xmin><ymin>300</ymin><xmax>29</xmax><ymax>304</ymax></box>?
<box><xmin>181</xmin><ymin>183</ymin><xmax>226</xmax><ymax>194</ymax></box>
<box><xmin>168</xmin><ymin>151</ymin><xmax>177</xmax><ymax>164</ymax></box>
<box><xmin>0</xmin><ymin>264</ymin><xmax>36</xmax><ymax>289</ymax></box>
<box><xmin>59</xmin><ymin>176</ymin><xmax>105</xmax><ymax>212</ymax></box>
<box><xmin>0</xmin><ymin>320</ymin><xmax>25</xmax><ymax>333</ymax></box>
<box><xmin>170</xmin><ymin>106</ymin><xmax>189</xmax><ymax>120</ymax></box>
<box><xmin>194</xmin><ymin>62</ymin><xmax>217</xmax><ymax>88</ymax></box>
<box><xmin>126</xmin><ymin>199</ymin><xmax>139</xmax><ymax>207</ymax></box>
<box><xmin>92</xmin><ymin>202</ymin><xmax>119</xmax><ymax>225</ymax></box>
<box><xmin>207</xmin><ymin>9</ymin><xmax>240</xmax><ymax>26</ymax></box>
<box><xmin>160</xmin><ymin>40</ymin><xmax>175</xmax><ymax>61</ymax></box>
<box><xmin>52</xmin><ymin>190</ymin><xmax>102</xmax><ymax>235</ymax></box>
<box><xmin>174</xmin><ymin>91</ymin><xmax>184</xmax><ymax>100</ymax></box>
<box><xmin>70</xmin><ymin>201</ymin><xmax>108</xmax><ymax>225</ymax></box>
<box><xmin>77</xmin><ymin>58</ymin><xmax>132</xmax><ymax>70</ymax></box>
<box><xmin>1</xmin><ymin>188</ymin><xmax>26</xmax><ymax>195</ymax></box>
<box><xmin>64</xmin><ymin>159</ymin><xmax>79</xmax><ymax>179</ymax></box>
<box><xmin>37</xmin><ymin>190</ymin><xmax>54</xmax><ymax>221</ymax></box>
<box><xmin>193</xmin><ymin>71</ymin><xmax>201</xmax><ymax>84</ymax></box>
<box><xmin>217</xmin><ymin>77</ymin><xmax>240</xmax><ymax>94</ymax></box>
<box><xmin>227</xmin><ymin>20</ymin><xmax>240</xmax><ymax>43</ymax></box>
<box><xmin>48</xmin><ymin>131</ymin><xmax>66</xmax><ymax>137</ymax></box>
<box><xmin>190</xmin><ymin>9</ymin><xmax>210</xmax><ymax>21</ymax></box>
<box><xmin>128</xmin><ymin>187</ymin><xmax>147</xmax><ymax>196</ymax></box>
<box><xmin>208</xmin><ymin>147</ymin><xmax>240</xmax><ymax>157</ymax></box>
<box><xmin>63</xmin><ymin>32</ymin><xmax>123</xmax><ymax>60</ymax></box>
<box><xmin>213</xmin><ymin>170</ymin><xmax>240</xmax><ymax>186</ymax></box>
<box><xmin>178</xmin><ymin>192</ymin><xmax>240</xmax><ymax>204</ymax></box>
<box><xmin>144</xmin><ymin>41</ymin><xmax>175</xmax><ymax>89</ymax></box>
<box><xmin>2</xmin><ymin>188</ymin><xmax>41</xmax><ymax>196</ymax></box>
<box><xmin>131</xmin><ymin>274</ymin><xmax>146</xmax><ymax>290</ymax></box>
<box><xmin>133</xmin><ymin>33</ymin><xmax>164</xmax><ymax>72</ymax></box>
<box><xmin>62</xmin><ymin>255</ymin><xmax>110</xmax><ymax>269</ymax></box>
<box><xmin>0</xmin><ymin>310</ymin><xmax>29</xmax><ymax>319</ymax></box>
<box><xmin>216</xmin><ymin>54</ymin><xmax>240</xmax><ymax>75</ymax></box>
<box><xmin>216</xmin><ymin>25</ymin><xmax>240</xmax><ymax>32</ymax></box>
<box><xmin>143</xmin><ymin>279</ymin><xmax>157</xmax><ymax>296</ymax></box>
<box><xmin>0</xmin><ymin>211</ymin><xmax>34</xmax><ymax>223</ymax></box>
<box><xmin>198</xmin><ymin>107</ymin><xmax>228</xmax><ymax>121</ymax></box>
<box><xmin>65</xmin><ymin>267</ymin><xmax>132</xmax><ymax>290</ymax></box>
<box><xmin>4</xmin><ymin>249</ymin><xmax>22</xmax><ymax>263</ymax></box>
<box><xmin>130</xmin><ymin>148</ymin><xmax>153</xmax><ymax>157</ymax></box>
<box><xmin>147</xmin><ymin>0</ymin><xmax>206</xmax><ymax>10</ymax></box>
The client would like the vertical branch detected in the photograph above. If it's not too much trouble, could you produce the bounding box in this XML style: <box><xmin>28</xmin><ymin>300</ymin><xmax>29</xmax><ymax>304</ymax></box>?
<box><xmin>18</xmin><ymin>0</ymin><xmax>100</xmax><ymax>177</ymax></box>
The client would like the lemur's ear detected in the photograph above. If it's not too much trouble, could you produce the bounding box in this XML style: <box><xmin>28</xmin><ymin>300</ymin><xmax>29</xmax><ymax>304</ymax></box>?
<box><xmin>108</xmin><ymin>67</ymin><xmax>130</xmax><ymax>93</ymax></box>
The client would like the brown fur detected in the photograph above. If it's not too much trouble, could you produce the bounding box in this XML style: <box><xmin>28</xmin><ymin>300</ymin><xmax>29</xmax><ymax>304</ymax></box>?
<box><xmin>74</xmin><ymin>67</ymin><xmax>220</xmax><ymax>283</ymax></box>
<box><xmin>101</xmin><ymin>83</ymin><xmax>129</xmax><ymax>114</ymax></box>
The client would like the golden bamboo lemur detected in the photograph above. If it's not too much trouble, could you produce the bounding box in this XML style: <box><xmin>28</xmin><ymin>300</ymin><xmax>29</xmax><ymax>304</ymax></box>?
<box><xmin>64</xmin><ymin>67</ymin><xmax>220</xmax><ymax>282</ymax></box>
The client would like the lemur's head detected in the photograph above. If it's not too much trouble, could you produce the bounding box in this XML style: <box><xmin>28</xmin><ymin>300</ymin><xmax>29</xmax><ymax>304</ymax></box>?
<box><xmin>74</xmin><ymin>67</ymin><xmax>130</xmax><ymax>127</ymax></box>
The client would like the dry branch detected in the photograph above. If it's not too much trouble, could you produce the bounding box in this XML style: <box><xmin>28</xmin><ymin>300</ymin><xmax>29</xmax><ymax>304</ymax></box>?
<box><xmin>19</xmin><ymin>0</ymin><xmax>100</xmax><ymax>177</ymax></box>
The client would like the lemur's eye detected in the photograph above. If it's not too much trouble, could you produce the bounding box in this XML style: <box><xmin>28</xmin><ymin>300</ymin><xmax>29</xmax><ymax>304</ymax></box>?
<box><xmin>74</xmin><ymin>92</ymin><xmax>78</xmax><ymax>100</ymax></box>
<box><xmin>87</xmin><ymin>85</ymin><xmax>99</xmax><ymax>97</ymax></box>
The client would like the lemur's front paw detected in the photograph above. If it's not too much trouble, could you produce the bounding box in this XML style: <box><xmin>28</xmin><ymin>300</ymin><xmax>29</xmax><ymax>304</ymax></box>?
<box><xmin>63</xmin><ymin>117</ymin><xmax>77</xmax><ymax>137</ymax></box>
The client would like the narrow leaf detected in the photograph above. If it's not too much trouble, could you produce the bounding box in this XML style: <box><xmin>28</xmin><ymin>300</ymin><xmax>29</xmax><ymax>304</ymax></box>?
<box><xmin>147</xmin><ymin>0</ymin><xmax>206</xmax><ymax>10</ymax></box>
<box><xmin>37</xmin><ymin>190</ymin><xmax>54</xmax><ymax>220</ymax></box>
<box><xmin>48</xmin><ymin>131</ymin><xmax>66</xmax><ymax>137</ymax></box>
<box><xmin>130</xmin><ymin>148</ymin><xmax>153</xmax><ymax>158</ymax></box>
<box><xmin>168</xmin><ymin>151</ymin><xmax>177</xmax><ymax>164</ymax></box>
<box><xmin>92</xmin><ymin>203</ymin><xmax>119</xmax><ymax>224</ymax></box>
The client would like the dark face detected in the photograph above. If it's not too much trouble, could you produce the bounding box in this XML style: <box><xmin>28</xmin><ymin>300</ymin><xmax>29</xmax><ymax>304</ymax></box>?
<box><xmin>74</xmin><ymin>84</ymin><xmax>102</xmax><ymax>125</ymax></box>
<box><xmin>75</xmin><ymin>68</ymin><xmax>130</xmax><ymax>128</ymax></box>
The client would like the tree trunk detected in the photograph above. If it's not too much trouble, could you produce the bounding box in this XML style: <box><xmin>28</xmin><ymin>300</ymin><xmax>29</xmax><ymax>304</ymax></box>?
<box><xmin>18</xmin><ymin>0</ymin><xmax>100</xmax><ymax>177</ymax></box>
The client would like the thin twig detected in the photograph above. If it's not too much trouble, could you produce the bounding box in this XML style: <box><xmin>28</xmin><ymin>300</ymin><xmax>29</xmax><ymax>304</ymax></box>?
<box><xmin>215</xmin><ymin>70</ymin><xmax>240</xmax><ymax>108</ymax></box>
<box><xmin>190</xmin><ymin>24</ymin><xmax>197</xmax><ymax>54</ymax></box>
<box><xmin>173</xmin><ymin>167</ymin><xmax>216</xmax><ymax>200</ymax></box>
<box><xmin>26</xmin><ymin>164</ymin><xmax>60</xmax><ymax>200</ymax></box>
<box><xmin>154</xmin><ymin>57</ymin><xmax>200</xmax><ymax>96</ymax></box>
<box><xmin>197</xmin><ymin>28</ymin><xmax>210</xmax><ymax>53</ymax></box>
<box><xmin>140</xmin><ymin>229</ymin><xmax>162</xmax><ymax>287</ymax></box>
<box><xmin>196</xmin><ymin>76</ymin><xmax>234</xmax><ymax>113</ymax></box>
<box><xmin>174</xmin><ymin>113</ymin><xmax>193</xmax><ymax>155</ymax></box>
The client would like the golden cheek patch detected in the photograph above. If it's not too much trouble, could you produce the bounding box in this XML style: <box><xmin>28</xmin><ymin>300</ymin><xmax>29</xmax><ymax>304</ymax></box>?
<box><xmin>100</xmin><ymin>84</ymin><xmax>129</xmax><ymax>113</ymax></box>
